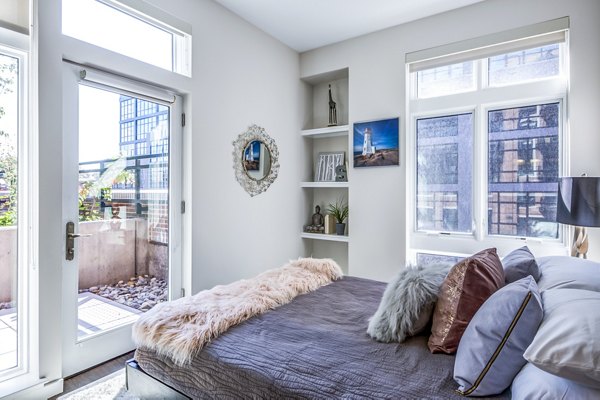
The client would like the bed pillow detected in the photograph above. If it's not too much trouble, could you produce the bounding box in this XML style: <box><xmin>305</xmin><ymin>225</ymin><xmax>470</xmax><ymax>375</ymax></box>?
<box><xmin>428</xmin><ymin>248</ymin><xmax>504</xmax><ymax>354</ymax></box>
<box><xmin>536</xmin><ymin>256</ymin><xmax>600</xmax><ymax>292</ymax></box>
<box><xmin>501</xmin><ymin>246</ymin><xmax>540</xmax><ymax>283</ymax></box>
<box><xmin>512</xmin><ymin>363</ymin><xmax>600</xmax><ymax>400</ymax></box>
<box><xmin>367</xmin><ymin>263</ymin><xmax>452</xmax><ymax>343</ymax></box>
<box><xmin>454</xmin><ymin>276</ymin><xmax>543</xmax><ymax>396</ymax></box>
<box><xmin>524</xmin><ymin>288</ymin><xmax>600</xmax><ymax>388</ymax></box>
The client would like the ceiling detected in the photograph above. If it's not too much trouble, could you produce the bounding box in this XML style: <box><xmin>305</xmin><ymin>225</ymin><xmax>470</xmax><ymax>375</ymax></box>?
<box><xmin>214</xmin><ymin>0</ymin><xmax>488</xmax><ymax>53</ymax></box>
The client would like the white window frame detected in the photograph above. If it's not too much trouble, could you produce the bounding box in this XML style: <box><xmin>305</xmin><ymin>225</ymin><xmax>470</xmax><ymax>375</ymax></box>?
<box><xmin>407</xmin><ymin>32</ymin><xmax>570</xmax><ymax>262</ymax></box>
<box><xmin>0</xmin><ymin>26</ymin><xmax>39</xmax><ymax>395</ymax></box>
<box><xmin>62</xmin><ymin>0</ymin><xmax>192</xmax><ymax>77</ymax></box>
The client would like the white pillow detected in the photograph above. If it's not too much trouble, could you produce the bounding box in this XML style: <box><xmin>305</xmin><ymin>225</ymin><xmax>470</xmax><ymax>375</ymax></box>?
<box><xmin>524</xmin><ymin>288</ymin><xmax>600</xmax><ymax>388</ymax></box>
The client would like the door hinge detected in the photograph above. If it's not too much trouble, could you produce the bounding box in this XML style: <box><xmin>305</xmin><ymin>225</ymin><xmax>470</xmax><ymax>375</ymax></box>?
<box><xmin>181</xmin><ymin>288</ymin><xmax>186</xmax><ymax>297</ymax></box>
<box><xmin>181</xmin><ymin>113</ymin><xmax>186</xmax><ymax>127</ymax></box>
<box><xmin>181</xmin><ymin>200</ymin><xmax>186</xmax><ymax>214</ymax></box>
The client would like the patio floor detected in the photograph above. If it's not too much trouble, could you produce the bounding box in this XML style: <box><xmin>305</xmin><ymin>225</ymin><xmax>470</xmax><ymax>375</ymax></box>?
<box><xmin>0</xmin><ymin>293</ymin><xmax>143</xmax><ymax>372</ymax></box>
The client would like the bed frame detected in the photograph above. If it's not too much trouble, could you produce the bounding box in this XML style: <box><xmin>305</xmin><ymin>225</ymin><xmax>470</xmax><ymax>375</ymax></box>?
<box><xmin>126</xmin><ymin>358</ymin><xmax>190</xmax><ymax>399</ymax></box>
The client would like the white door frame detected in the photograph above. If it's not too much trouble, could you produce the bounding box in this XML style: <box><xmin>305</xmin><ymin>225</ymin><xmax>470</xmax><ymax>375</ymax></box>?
<box><xmin>61</xmin><ymin>62</ymin><xmax>183</xmax><ymax>377</ymax></box>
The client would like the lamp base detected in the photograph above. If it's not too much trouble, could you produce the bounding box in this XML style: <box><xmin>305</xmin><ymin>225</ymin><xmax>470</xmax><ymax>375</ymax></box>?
<box><xmin>571</xmin><ymin>226</ymin><xmax>588</xmax><ymax>259</ymax></box>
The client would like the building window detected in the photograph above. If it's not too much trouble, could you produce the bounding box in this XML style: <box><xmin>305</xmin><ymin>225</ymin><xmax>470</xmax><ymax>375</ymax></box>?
<box><xmin>408</xmin><ymin>25</ymin><xmax>568</xmax><ymax>259</ymax></box>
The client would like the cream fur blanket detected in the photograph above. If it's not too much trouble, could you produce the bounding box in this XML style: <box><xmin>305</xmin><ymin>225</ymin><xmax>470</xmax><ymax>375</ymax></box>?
<box><xmin>132</xmin><ymin>258</ymin><xmax>343</xmax><ymax>365</ymax></box>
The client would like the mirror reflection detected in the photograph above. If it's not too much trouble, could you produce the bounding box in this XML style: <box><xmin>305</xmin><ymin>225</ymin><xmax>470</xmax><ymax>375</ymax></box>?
<box><xmin>243</xmin><ymin>140</ymin><xmax>271</xmax><ymax>181</ymax></box>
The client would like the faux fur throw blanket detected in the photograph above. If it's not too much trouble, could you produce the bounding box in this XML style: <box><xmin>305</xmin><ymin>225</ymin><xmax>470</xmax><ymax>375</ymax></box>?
<box><xmin>132</xmin><ymin>258</ymin><xmax>343</xmax><ymax>365</ymax></box>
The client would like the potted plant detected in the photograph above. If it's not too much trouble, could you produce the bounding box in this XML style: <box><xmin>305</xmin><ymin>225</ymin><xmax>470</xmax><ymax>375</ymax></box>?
<box><xmin>327</xmin><ymin>198</ymin><xmax>349</xmax><ymax>235</ymax></box>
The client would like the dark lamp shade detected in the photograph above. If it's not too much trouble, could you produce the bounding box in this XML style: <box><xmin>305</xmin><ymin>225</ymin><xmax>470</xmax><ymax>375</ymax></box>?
<box><xmin>557</xmin><ymin>177</ymin><xmax>600</xmax><ymax>227</ymax></box>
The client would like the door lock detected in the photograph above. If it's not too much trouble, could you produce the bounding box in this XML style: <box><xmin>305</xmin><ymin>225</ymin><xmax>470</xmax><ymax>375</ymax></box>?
<box><xmin>66</xmin><ymin>221</ymin><xmax>92</xmax><ymax>261</ymax></box>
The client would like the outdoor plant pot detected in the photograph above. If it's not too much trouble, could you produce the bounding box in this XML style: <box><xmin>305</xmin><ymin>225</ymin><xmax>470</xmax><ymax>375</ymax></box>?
<box><xmin>335</xmin><ymin>223</ymin><xmax>346</xmax><ymax>235</ymax></box>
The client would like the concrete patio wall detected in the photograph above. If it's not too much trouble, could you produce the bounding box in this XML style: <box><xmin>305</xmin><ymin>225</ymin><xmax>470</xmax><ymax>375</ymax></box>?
<box><xmin>78</xmin><ymin>219</ymin><xmax>168</xmax><ymax>288</ymax></box>
<box><xmin>0</xmin><ymin>227</ymin><xmax>16</xmax><ymax>303</ymax></box>
<box><xmin>0</xmin><ymin>219</ymin><xmax>168</xmax><ymax>301</ymax></box>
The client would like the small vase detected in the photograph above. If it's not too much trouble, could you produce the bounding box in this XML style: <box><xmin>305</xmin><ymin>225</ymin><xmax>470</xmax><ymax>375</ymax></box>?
<box><xmin>335</xmin><ymin>223</ymin><xmax>346</xmax><ymax>236</ymax></box>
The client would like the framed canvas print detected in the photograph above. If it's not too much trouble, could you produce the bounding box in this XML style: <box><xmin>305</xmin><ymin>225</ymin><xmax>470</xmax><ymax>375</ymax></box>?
<box><xmin>353</xmin><ymin>117</ymin><xmax>399</xmax><ymax>167</ymax></box>
<box><xmin>315</xmin><ymin>152</ymin><xmax>345</xmax><ymax>182</ymax></box>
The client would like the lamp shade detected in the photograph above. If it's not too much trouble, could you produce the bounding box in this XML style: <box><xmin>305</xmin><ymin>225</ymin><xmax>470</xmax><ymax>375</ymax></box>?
<box><xmin>557</xmin><ymin>177</ymin><xmax>600</xmax><ymax>227</ymax></box>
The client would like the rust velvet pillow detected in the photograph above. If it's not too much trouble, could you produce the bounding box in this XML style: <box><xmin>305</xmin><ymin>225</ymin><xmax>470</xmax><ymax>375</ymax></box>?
<box><xmin>428</xmin><ymin>248</ymin><xmax>504</xmax><ymax>354</ymax></box>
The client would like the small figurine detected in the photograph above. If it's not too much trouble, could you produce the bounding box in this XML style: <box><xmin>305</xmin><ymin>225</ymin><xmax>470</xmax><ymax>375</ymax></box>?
<box><xmin>335</xmin><ymin>164</ymin><xmax>347</xmax><ymax>182</ymax></box>
<box><xmin>328</xmin><ymin>84</ymin><xmax>337</xmax><ymax>127</ymax></box>
<box><xmin>304</xmin><ymin>205</ymin><xmax>325</xmax><ymax>233</ymax></box>
<box><xmin>312</xmin><ymin>205</ymin><xmax>324</xmax><ymax>226</ymax></box>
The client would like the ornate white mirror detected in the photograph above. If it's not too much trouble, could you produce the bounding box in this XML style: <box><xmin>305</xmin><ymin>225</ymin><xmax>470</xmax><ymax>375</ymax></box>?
<box><xmin>232</xmin><ymin>125</ymin><xmax>279</xmax><ymax>196</ymax></box>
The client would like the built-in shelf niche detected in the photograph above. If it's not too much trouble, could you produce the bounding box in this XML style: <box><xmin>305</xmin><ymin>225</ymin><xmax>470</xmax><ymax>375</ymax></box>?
<box><xmin>300</xmin><ymin>67</ymin><xmax>351</xmax><ymax>273</ymax></box>
<box><xmin>301</xmin><ymin>68</ymin><xmax>349</xmax><ymax>131</ymax></box>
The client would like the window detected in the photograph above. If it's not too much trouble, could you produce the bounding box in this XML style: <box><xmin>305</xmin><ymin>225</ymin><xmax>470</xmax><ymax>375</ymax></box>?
<box><xmin>488</xmin><ymin>103</ymin><xmax>559</xmax><ymax>238</ymax></box>
<box><xmin>0</xmin><ymin>33</ymin><xmax>35</xmax><ymax>392</ymax></box>
<box><xmin>488</xmin><ymin>44</ymin><xmax>561</xmax><ymax>86</ymax></box>
<box><xmin>62</xmin><ymin>0</ymin><xmax>192</xmax><ymax>76</ymax></box>
<box><xmin>408</xmin><ymin>23</ymin><xmax>568</xmax><ymax>260</ymax></box>
<box><xmin>417</xmin><ymin>113</ymin><xmax>473</xmax><ymax>233</ymax></box>
<box><xmin>417</xmin><ymin>61</ymin><xmax>475</xmax><ymax>98</ymax></box>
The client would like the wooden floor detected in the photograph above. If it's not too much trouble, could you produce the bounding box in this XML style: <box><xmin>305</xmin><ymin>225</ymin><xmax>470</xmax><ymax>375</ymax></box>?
<box><xmin>49</xmin><ymin>351</ymin><xmax>134</xmax><ymax>399</ymax></box>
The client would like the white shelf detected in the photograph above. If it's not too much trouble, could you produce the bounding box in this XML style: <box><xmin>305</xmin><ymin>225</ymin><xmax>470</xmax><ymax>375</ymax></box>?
<box><xmin>301</xmin><ymin>125</ymin><xmax>349</xmax><ymax>138</ymax></box>
<box><xmin>301</xmin><ymin>181</ymin><xmax>349</xmax><ymax>188</ymax></box>
<box><xmin>301</xmin><ymin>232</ymin><xmax>349</xmax><ymax>242</ymax></box>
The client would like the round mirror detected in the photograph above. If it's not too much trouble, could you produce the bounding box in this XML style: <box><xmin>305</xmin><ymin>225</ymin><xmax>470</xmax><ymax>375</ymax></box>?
<box><xmin>242</xmin><ymin>140</ymin><xmax>272</xmax><ymax>181</ymax></box>
<box><xmin>232</xmin><ymin>125</ymin><xmax>279</xmax><ymax>197</ymax></box>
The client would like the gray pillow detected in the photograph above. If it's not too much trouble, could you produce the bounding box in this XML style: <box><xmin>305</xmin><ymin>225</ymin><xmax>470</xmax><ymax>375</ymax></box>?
<box><xmin>537</xmin><ymin>255</ymin><xmax>600</xmax><ymax>291</ymax></box>
<box><xmin>367</xmin><ymin>263</ymin><xmax>451</xmax><ymax>343</ymax></box>
<box><xmin>454</xmin><ymin>275</ymin><xmax>543</xmax><ymax>397</ymax></box>
<box><xmin>524</xmin><ymin>288</ymin><xmax>600</xmax><ymax>388</ymax></box>
<box><xmin>512</xmin><ymin>363</ymin><xmax>600</xmax><ymax>400</ymax></box>
<box><xmin>501</xmin><ymin>246</ymin><xmax>540</xmax><ymax>283</ymax></box>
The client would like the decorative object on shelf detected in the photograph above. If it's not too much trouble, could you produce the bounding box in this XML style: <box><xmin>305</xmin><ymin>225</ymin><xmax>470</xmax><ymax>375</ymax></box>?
<box><xmin>335</xmin><ymin>163</ymin><xmax>347</xmax><ymax>182</ymax></box>
<box><xmin>353</xmin><ymin>117</ymin><xmax>399</xmax><ymax>168</ymax></box>
<box><xmin>324</xmin><ymin>214</ymin><xmax>336</xmax><ymax>234</ymax></box>
<box><xmin>557</xmin><ymin>176</ymin><xmax>600</xmax><ymax>259</ymax></box>
<box><xmin>304</xmin><ymin>205</ymin><xmax>325</xmax><ymax>233</ymax></box>
<box><xmin>315</xmin><ymin>151</ymin><xmax>345</xmax><ymax>182</ymax></box>
<box><xmin>232</xmin><ymin>124</ymin><xmax>280</xmax><ymax>197</ymax></box>
<box><xmin>328</xmin><ymin>84</ymin><xmax>337</xmax><ymax>126</ymax></box>
<box><xmin>327</xmin><ymin>198</ymin><xmax>349</xmax><ymax>235</ymax></box>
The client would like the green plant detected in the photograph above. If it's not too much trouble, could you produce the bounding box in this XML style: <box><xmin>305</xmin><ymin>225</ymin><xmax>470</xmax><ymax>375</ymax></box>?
<box><xmin>327</xmin><ymin>198</ymin><xmax>349</xmax><ymax>224</ymax></box>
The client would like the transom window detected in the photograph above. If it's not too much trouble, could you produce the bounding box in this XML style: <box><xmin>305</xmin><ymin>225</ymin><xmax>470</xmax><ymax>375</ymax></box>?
<box><xmin>408</xmin><ymin>23</ymin><xmax>568</xmax><ymax>260</ymax></box>
<box><xmin>62</xmin><ymin>0</ymin><xmax>192</xmax><ymax>76</ymax></box>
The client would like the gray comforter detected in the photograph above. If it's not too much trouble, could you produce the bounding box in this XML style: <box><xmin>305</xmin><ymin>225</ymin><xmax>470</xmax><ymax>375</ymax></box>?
<box><xmin>135</xmin><ymin>276</ymin><xmax>510</xmax><ymax>399</ymax></box>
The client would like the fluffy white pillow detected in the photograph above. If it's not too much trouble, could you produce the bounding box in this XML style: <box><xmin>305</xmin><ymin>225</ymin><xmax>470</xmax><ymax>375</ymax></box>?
<box><xmin>524</xmin><ymin>288</ymin><xmax>600</xmax><ymax>388</ymax></box>
<box><xmin>367</xmin><ymin>263</ymin><xmax>451</xmax><ymax>342</ymax></box>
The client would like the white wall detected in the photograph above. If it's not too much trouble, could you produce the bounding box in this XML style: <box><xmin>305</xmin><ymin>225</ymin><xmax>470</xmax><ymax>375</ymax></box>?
<box><xmin>148</xmin><ymin>0</ymin><xmax>306</xmax><ymax>291</ymax></box>
<box><xmin>300</xmin><ymin>0</ymin><xmax>600</xmax><ymax>281</ymax></box>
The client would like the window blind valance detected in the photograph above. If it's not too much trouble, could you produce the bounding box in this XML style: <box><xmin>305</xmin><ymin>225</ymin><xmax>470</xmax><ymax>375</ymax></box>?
<box><xmin>407</xmin><ymin>17</ymin><xmax>569</xmax><ymax>73</ymax></box>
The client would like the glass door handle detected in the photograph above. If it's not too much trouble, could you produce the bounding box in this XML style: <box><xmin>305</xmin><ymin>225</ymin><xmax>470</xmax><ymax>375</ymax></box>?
<box><xmin>65</xmin><ymin>221</ymin><xmax>92</xmax><ymax>261</ymax></box>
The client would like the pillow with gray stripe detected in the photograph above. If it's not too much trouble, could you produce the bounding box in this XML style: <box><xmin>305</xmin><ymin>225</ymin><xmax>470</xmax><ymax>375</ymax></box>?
<box><xmin>454</xmin><ymin>275</ymin><xmax>543</xmax><ymax>396</ymax></box>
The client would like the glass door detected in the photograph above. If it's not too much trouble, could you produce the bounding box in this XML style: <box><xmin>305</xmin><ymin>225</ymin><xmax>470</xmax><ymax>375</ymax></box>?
<box><xmin>61</xmin><ymin>63</ymin><xmax>182</xmax><ymax>376</ymax></box>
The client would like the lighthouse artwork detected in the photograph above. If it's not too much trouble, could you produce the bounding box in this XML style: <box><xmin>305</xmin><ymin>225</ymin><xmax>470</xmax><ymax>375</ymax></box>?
<box><xmin>354</xmin><ymin>118</ymin><xmax>399</xmax><ymax>168</ymax></box>
<box><xmin>362</xmin><ymin>127</ymin><xmax>375</xmax><ymax>156</ymax></box>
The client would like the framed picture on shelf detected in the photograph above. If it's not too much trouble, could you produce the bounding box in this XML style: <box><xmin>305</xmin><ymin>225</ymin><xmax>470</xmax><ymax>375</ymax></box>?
<box><xmin>315</xmin><ymin>151</ymin><xmax>345</xmax><ymax>182</ymax></box>
<box><xmin>353</xmin><ymin>117</ymin><xmax>399</xmax><ymax>168</ymax></box>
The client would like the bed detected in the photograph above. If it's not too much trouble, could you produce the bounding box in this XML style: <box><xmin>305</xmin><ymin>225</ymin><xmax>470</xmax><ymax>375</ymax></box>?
<box><xmin>127</xmin><ymin>276</ymin><xmax>509</xmax><ymax>399</ymax></box>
